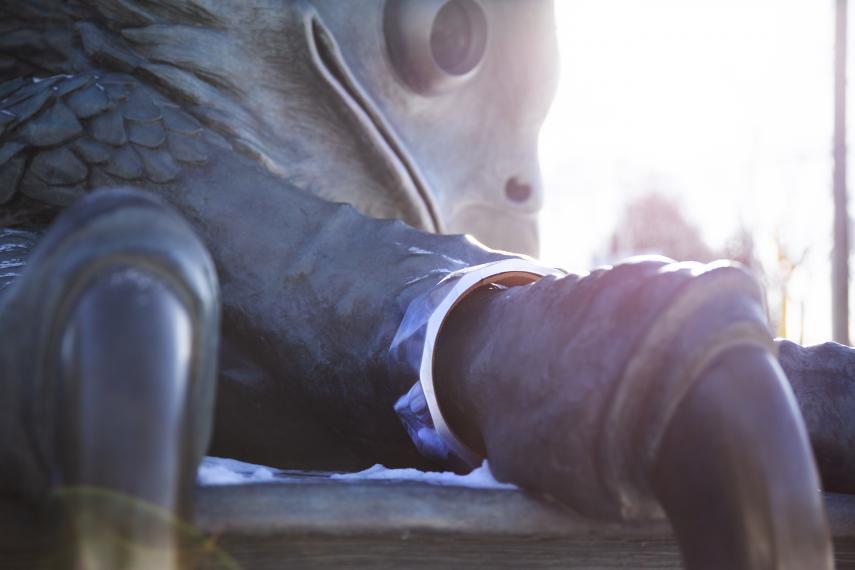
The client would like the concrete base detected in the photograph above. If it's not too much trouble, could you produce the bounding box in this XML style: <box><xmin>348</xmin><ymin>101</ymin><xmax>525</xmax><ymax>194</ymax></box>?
<box><xmin>4</xmin><ymin>477</ymin><xmax>855</xmax><ymax>568</ymax></box>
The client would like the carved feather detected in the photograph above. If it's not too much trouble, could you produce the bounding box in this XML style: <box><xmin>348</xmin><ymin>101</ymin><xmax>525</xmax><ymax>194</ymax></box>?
<box><xmin>0</xmin><ymin>0</ymin><xmax>313</xmax><ymax>223</ymax></box>
<box><xmin>0</xmin><ymin>71</ymin><xmax>211</xmax><ymax>208</ymax></box>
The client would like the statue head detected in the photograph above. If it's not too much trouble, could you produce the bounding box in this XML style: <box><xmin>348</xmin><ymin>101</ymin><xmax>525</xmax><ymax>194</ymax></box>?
<box><xmin>11</xmin><ymin>0</ymin><xmax>558</xmax><ymax>255</ymax></box>
<box><xmin>306</xmin><ymin>0</ymin><xmax>559</xmax><ymax>256</ymax></box>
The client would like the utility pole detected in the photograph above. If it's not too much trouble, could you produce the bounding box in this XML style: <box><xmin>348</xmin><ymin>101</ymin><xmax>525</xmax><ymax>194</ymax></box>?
<box><xmin>833</xmin><ymin>0</ymin><xmax>850</xmax><ymax>344</ymax></box>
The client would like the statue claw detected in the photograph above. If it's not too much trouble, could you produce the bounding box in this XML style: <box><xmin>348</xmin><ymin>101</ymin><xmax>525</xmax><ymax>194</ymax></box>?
<box><xmin>0</xmin><ymin>188</ymin><xmax>219</xmax><ymax>569</ymax></box>
<box><xmin>652</xmin><ymin>345</ymin><xmax>833</xmax><ymax>569</ymax></box>
<box><xmin>59</xmin><ymin>266</ymin><xmax>203</xmax><ymax>570</ymax></box>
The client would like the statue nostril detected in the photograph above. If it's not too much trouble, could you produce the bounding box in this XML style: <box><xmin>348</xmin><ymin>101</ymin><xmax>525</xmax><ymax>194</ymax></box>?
<box><xmin>505</xmin><ymin>176</ymin><xmax>532</xmax><ymax>203</ymax></box>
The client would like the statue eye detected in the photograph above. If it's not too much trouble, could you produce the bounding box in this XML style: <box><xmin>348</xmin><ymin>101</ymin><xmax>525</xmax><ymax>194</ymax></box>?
<box><xmin>430</xmin><ymin>0</ymin><xmax>487</xmax><ymax>75</ymax></box>
<box><xmin>384</xmin><ymin>0</ymin><xmax>488</xmax><ymax>93</ymax></box>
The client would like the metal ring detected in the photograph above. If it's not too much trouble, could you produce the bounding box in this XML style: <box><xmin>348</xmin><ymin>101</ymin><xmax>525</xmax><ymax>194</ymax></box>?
<box><xmin>417</xmin><ymin>259</ymin><xmax>562</xmax><ymax>466</ymax></box>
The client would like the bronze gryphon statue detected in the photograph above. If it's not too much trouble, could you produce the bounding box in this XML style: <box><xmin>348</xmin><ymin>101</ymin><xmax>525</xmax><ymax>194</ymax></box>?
<box><xmin>0</xmin><ymin>0</ymin><xmax>852</xmax><ymax>568</ymax></box>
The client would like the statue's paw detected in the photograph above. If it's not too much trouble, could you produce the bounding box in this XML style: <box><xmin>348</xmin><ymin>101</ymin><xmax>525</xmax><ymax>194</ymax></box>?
<box><xmin>452</xmin><ymin>260</ymin><xmax>832</xmax><ymax>568</ymax></box>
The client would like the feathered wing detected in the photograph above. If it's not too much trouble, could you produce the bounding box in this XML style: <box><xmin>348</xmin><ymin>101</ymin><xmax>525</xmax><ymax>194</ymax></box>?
<box><xmin>0</xmin><ymin>0</ymin><xmax>225</xmax><ymax>84</ymax></box>
<box><xmin>0</xmin><ymin>0</ymin><xmax>275</xmax><ymax>216</ymax></box>
<box><xmin>0</xmin><ymin>71</ymin><xmax>218</xmax><ymax>209</ymax></box>
<box><xmin>0</xmin><ymin>0</ymin><xmax>79</xmax><ymax>83</ymax></box>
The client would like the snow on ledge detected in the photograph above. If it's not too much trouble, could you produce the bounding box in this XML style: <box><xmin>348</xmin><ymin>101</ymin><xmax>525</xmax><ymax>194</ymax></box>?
<box><xmin>198</xmin><ymin>456</ymin><xmax>517</xmax><ymax>490</ymax></box>
<box><xmin>330</xmin><ymin>461</ymin><xmax>517</xmax><ymax>490</ymax></box>
<box><xmin>197</xmin><ymin>457</ymin><xmax>277</xmax><ymax>485</ymax></box>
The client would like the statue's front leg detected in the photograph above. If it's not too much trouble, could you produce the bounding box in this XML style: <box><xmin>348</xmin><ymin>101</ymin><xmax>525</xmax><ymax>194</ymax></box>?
<box><xmin>432</xmin><ymin>259</ymin><xmax>832</xmax><ymax>569</ymax></box>
<box><xmin>0</xmin><ymin>188</ymin><xmax>219</xmax><ymax>569</ymax></box>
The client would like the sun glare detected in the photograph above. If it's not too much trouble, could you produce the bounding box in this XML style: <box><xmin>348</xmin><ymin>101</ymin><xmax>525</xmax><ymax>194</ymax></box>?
<box><xmin>539</xmin><ymin>0</ymin><xmax>843</xmax><ymax>344</ymax></box>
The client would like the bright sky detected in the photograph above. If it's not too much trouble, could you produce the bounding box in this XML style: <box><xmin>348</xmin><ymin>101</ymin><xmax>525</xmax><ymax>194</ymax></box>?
<box><xmin>538</xmin><ymin>0</ymin><xmax>842</xmax><ymax>344</ymax></box>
